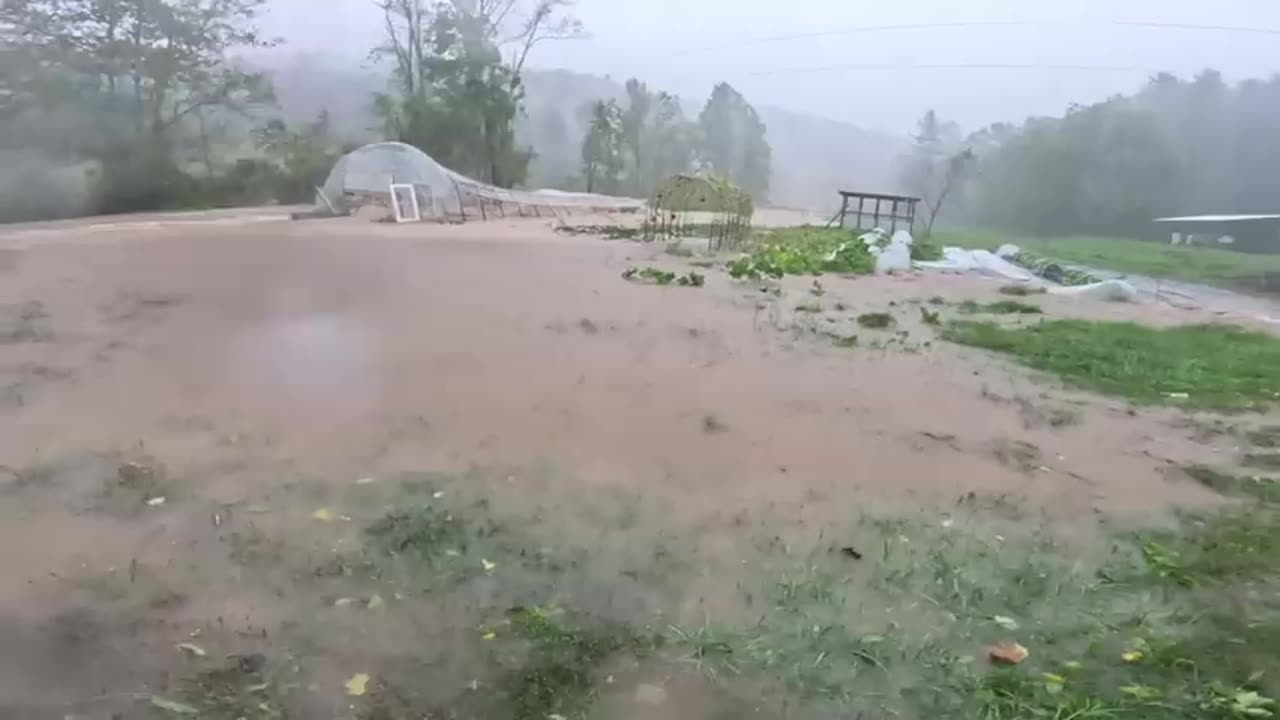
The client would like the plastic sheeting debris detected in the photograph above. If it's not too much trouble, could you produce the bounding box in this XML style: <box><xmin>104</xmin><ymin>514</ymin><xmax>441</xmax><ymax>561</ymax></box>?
<box><xmin>1047</xmin><ymin>279</ymin><xmax>1139</xmax><ymax>303</ymax></box>
<box><xmin>916</xmin><ymin>248</ymin><xmax>1036</xmax><ymax>282</ymax></box>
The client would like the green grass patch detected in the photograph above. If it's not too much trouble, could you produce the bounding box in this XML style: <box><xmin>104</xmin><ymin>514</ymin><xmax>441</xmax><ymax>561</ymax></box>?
<box><xmin>497</xmin><ymin>606</ymin><xmax>657</xmax><ymax>720</ymax></box>
<box><xmin>959</xmin><ymin>300</ymin><xmax>1043</xmax><ymax>315</ymax></box>
<box><xmin>1183</xmin><ymin>465</ymin><xmax>1280</xmax><ymax>503</ymax></box>
<box><xmin>935</xmin><ymin>227</ymin><xmax>1280</xmax><ymax>291</ymax></box>
<box><xmin>794</xmin><ymin>301</ymin><xmax>823</xmax><ymax>314</ymax></box>
<box><xmin>999</xmin><ymin>284</ymin><xmax>1046</xmax><ymax>297</ymax></box>
<box><xmin>944</xmin><ymin>320</ymin><xmax>1280</xmax><ymax>411</ymax></box>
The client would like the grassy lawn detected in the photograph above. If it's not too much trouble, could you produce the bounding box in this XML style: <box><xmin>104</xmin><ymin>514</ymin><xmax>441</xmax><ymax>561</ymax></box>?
<box><xmin>943</xmin><ymin>320</ymin><xmax>1280</xmax><ymax>412</ymax></box>
<box><xmin>932</xmin><ymin>227</ymin><xmax>1280</xmax><ymax>290</ymax></box>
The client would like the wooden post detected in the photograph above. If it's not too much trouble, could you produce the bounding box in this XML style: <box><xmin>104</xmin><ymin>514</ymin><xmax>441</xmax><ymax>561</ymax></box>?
<box><xmin>838</xmin><ymin>194</ymin><xmax>849</xmax><ymax>229</ymax></box>
<box><xmin>873</xmin><ymin>198</ymin><xmax>881</xmax><ymax>229</ymax></box>
<box><xmin>857</xmin><ymin>196</ymin><xmax>866</xmax><ymax>229</ymax></box>
<box><xmin>890</xmin><ymin>199</ymin><xmax>899</xmax><ymax>233</ymax></box>
<box><xmin>478</xmin><ymin>197</ymin><xmax>488</xmax><ymax>221</ymax></box>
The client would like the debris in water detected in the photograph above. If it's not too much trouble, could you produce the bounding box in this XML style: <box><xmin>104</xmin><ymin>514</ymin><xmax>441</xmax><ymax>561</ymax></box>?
<box><xmin>367</xmin><ymin>594</ymin><xmax>385</xmax><ymax>610</ymax></box>
<box><xmin>175</xmin><ymin>643</ymin><xmax>207</xmax><ymax>657</ymax></box>
<box><xmin>149</xmin><ymin>696</ymin><xmax>197</xmax><ymax>714</ymax></box>
<box><xmin>992</xmin><ymin>616</ymin><xmax>1019</xmax><ymax>631</ymax></box>
<box><xmin>345</xmin><ymin>673</ymin><xmax>370</xmax><ymax>697</ymax></box>
<box><xmin>988</xmin><ymin>641</ymin><xmax>1029</xmax><ymax>664</ymax></box>
<box><xmin>334</xmin><ymin>598</ymin><xmax>357</xmax><ymax>608</ymax></box>
<box><xmin>839</xmin><ymin>547</ymin><xmax>863</xmax><ymax>560</ymax></box>
<box><xmin>356</xmin><ymin>477</ymin><xmax>376</xmax><ymax>485</ymax></box>
<box><xmin>432</xmin><ymin>490</ymin><xmax>446</xmax><ymax>499</ymax></box>
<box><xmin>312</xmin><ymin>508</ymin><xmax>336</xmax><ymax>522</ymax></box>
<box><xmin>481</xmin><ymin>558</ymin><xmax>497</xmax><ymax>572</ymax></box>
<box><xmin>482</xmin><ymin>631</ymin><xmax>497</xmax><ymax>640</ymax></box>
<box><xmin>146</xmin><ymin>496</ymin><xmax>167</xmax><ymax>507</ymax></box>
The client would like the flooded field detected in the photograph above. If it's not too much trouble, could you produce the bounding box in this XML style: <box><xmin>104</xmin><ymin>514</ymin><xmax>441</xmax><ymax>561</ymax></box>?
<box><xmin>0</xmin><ymin>210</ymin><xmax>1274</xmax><ymax>719</ymax></box>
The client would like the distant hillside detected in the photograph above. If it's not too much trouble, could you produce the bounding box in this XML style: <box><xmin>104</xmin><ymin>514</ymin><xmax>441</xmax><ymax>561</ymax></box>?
<box><xmin>261</xmin><ymin>56</ymin><xmax>906</xmax><ymax>211</ymax></box>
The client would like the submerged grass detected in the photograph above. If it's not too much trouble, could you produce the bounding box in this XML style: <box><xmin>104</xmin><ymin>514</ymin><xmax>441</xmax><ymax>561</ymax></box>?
<box><xmin>959</xmin><ymin>299</ymin><xmax>1043</xmax><ymax>315</ymax></box>
<box><xmin>944</xmin><ymin>319</ymin><xmax>1280</xmax><ymax>411</ymax></box>
<box><xmin>728</xmin><ymin>226</ymin><xmax>876</xmax><ymax>279</ymax></box>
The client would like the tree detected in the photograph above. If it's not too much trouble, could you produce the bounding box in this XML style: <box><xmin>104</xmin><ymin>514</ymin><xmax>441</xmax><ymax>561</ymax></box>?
<box><xmin>255</xmin><ymin>111</ymin><xmax>348</xmax><ymax>203</ymax></box>
<box><xmin>580</xmin><ymin>99</ymin><xmax>622</xmax><ymax>193</ymax></box>
<box><xmin>900</xmin><ymin>110</ymin><xmax>972</xmax><ymax>234</ymax></box>
<box><xmin>697</xmin><ymin>82</ymin><xmax>771</xmax><ymax>200</ymax></box>
<box><xmin>372</xmin><ymin>0</ymin><xmax>580</xmax><ymax>187</ymax></box>
<box><xmin>0</xmin><ymin>0</ymin><xmax>276</xmax><ymax>211</ymax></box>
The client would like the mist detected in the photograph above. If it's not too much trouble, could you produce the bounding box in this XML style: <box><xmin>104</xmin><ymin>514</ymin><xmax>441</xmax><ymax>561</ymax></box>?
<box><xmin>1</xmin><ymin>0</ymin><xmax>1278</xmax><ymax>223</ymax></box>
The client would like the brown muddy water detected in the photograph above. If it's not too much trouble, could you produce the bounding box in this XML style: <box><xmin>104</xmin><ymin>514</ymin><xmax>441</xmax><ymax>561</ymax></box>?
<box><xmin>0</xmin><ymin>211</ymin><xmax>1251</xmax><ymax>718</ymax></box>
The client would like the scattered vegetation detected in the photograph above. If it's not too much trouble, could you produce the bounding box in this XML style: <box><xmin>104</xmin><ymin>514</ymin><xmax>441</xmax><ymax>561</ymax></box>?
<box><xmin>958</xmin><ymin>300</ymin><xmax>1043</xmax><ymax>315</ymax></box>
<box><xmin>794</xmin><ymin>302</ymin><xmax>823</xmax><ymax>314</ymax></box>
<box><xmin>498</xmin><ymin>606</ymin><xmax>656</xmax><ymax>720</ymax></box>
<box><xmin>622</xmin><ymin>267</ymin><xmax>705</xmax><ymax>287</ymax></box>
<box><xmin>919</xmin><ymin>307</ymin><xmax>942</xmax><ymax>326</ymax></box>
<box><xmin>944</xmin><ymin>319</ymin><xmax>1280</xmax><ymax>411</ymax></box>
<box><xmin>556</xmin><ymin>224</ymin><xmax>640</xmax><ymax>240</ymax></box>
<box><xmin>857</xmin><ymin>312</ymin><xmax>895</xmax><ymax>329</ymax></box>
<box><xmin>1183</xmin><ymin>465</ymin><xmax>1280</xmax><ymax>503</ymax></box>
<box><xmin>999</xmin><ymin>284</ymin><xmax>1046</xmax><ymax>297</ymax></box>
<box><xmin>728</xmin><ymin>227</ymin><xmax>876</xmax><ymax>280</ymax></box>
<box><xmin>911</xmin><ymin>235</ymin><xmax>944</xmax><ymax>262</ymax></box>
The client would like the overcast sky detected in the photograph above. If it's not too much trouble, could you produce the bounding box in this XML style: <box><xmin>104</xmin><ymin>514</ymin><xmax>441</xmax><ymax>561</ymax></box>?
<box><xmin>260</xmin><ymin>0</ymin><xmax>1280</xmax><ymax>134</ymax></box>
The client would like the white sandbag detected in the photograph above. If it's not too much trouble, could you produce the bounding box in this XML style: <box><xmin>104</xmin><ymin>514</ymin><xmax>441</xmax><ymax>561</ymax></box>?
<box><xmin>1048</xmin><ymin>279</ymin><xmax>1139</xmax><ymax>303</ymax></box>
<box><xmin>995</xmin><ymin>243</ymin><xmax>1020</xmax><ymax>259</ymax></box>
<box><xmin>916</xmin><ymin>246</ymin><xmax>979</xmax><ymax>272</ymax></box>
<box><xmin>892</xmin><ymin>229</ymin><xmax>915</xmax><ymax>247</ymax></box>
<box><xmin>875</xmin><ymin>241</ymin><xmax>912</xmax><ymax>273</ymax></box>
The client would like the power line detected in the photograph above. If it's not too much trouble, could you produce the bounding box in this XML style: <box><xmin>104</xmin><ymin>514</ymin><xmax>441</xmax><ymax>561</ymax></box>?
<box><xmin>669</xmin><ymin>19</ymin><xmax>1280</xmax><ymax>58</ymax></box>
<box><xmin>741</xmin><ymin>61</ymin><xmax>1161</xmax><ymax>79</ymax></box>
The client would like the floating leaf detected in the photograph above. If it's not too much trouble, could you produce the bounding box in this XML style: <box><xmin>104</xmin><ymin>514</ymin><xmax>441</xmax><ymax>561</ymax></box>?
<box><xmin>482</xmin><ymin>631</ymin><xmax>497</xmax><ymax>640</ymax></box>
<box><xmin>1042</xmin><ymin>673</ymin><xmax>1066</xmax><ymax>695</ymax></box>
<box><xmin>313</xmin><ymin>508</ymin><xmax>336</xmax><ymax>522</ymax></box>
<box><xmin>987</xmin><ymin>641</ymin><xmax>1029</xmax><ymax>665</ymax></box>
<box><xmin>345</xmin><ymin>673</ymin><xmax>370</xmax><ymax>697</ymax></box>
<box><xmin>175</xmin><ymin>643</ymin><xmax>207</xmax><ymax>657</ymax></box>
<box><xmin>367</xmin><ymin>594</ymin><xmax>385</xmax><ymax>610</ymax></box>
<box><xmin>149</xmin><ymin>696</ymin><xmax>198</xmax><ymax>714</ymax></box>
<box><xmin>481</xmin><ymin>558</ymin><xmax>497</xmax><ymax>572</ymax></box>
<box><xmin>334</xmin><ymin>597</ymin><xmax>357</xmax><ymax>608</ymax></box>
<box><xmin>1122</xmin><ymin>650</ymin><xmax>1145</xmax><ymax>663</ymax></box>
<box><xmin>1120</xmin><ymin>685</ymin><xmax>1161</xmax><ymax>700</ymax></box>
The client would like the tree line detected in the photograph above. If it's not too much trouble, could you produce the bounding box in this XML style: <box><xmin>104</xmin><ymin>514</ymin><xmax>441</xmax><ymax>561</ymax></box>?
<box><xmin>0</xmin><ymin>0</ymin><xmax>775</xmax><ymax>223</ymax></box>
<box><xmin>578</xmin><ymin>80</ymin><xmax>772</xmax><ymax>200</ymax></box>
<box><xmin>901</xmin><ymin>70</ymin><xmax>1280</xmax><ymax>239</ymax></box>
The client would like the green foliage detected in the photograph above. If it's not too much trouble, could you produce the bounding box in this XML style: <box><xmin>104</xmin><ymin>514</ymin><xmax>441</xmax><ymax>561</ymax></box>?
<box><xmin>910</xmin><ymin>235</ymin><xmax>944</xmax><ymax>261</ymax></box>
<box><xmin>580</xmin><ymin>99</ymin><xmax>625</xmax><ymax>194</ymax></box>
<box><xmin>857</xmin><ymin>312</ymin><xmax>895</xmax><ymax>329</ymax></box>
<box><xmin>943</xmin><ymin>319</ymin><xmax>1280</xmax><ymax>411</ymax></box>
<box><xmin>1183</xmin><ymin>466</ymin><xmax>1280</xmax><ymax>503</ymax></box>
<box><xmin>958</xmin><ymin>300</ymin><xmax>1043</xmax><ymax>315</ymax></box>
<box><xmin>500</xmin><ymin>607</ymin><xmax>655</xmax><ymax>720</ymax></box>
<box><xmin>960</xmin><ymin>71</ymin><xmax>1280</xmax><ymax>238</ymax></box>
<box><xmin>728</xmin><ymin>227</ymin><xmax>876</xmax><ymax>280</ymax></box>
<box><xmin>698</xmin><ymin>83</ymin><xmax>772</xmax><ymax>200</ymax></box>
<box><xmin>621</xmin><ymin>267</ymin><xmax>704</xmax><ymax>287</ymax></box>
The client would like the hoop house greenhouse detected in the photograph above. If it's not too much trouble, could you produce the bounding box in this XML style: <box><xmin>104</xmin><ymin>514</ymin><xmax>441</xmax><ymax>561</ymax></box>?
<box><xmin>645</xmin><ymin>174</ymin><xmax>754</xmax><ymax>249</ymax></box>
<box><xmin>315</xmin><ymin>142</ymin><xmax>642</xmax><ymax>221</ymax></box>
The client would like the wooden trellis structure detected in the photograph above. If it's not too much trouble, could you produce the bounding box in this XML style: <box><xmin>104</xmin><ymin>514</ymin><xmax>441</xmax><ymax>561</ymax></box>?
<box><xmin>831</xmin><ymin>190</ymin><xmax>921</xmax><ymax>233</ymax></box>
<box><xmin>645</xmin><ymin>174</ymin><xmax>755</xmax><ymax>251</ymax></box>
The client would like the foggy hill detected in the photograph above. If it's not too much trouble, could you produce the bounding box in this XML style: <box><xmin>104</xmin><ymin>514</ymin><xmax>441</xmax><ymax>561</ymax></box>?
<box><xmin>263</xmin><ymin>56</ymin><xmax>904</xmax><ymax>211</ymax></box>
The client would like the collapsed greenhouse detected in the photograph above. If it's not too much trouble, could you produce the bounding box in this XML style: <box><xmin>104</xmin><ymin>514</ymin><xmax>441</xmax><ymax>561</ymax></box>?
<box><xmin>312</xmin><ymin>142</ymin><xmax>644</xmax><ymax>222</ymax></box>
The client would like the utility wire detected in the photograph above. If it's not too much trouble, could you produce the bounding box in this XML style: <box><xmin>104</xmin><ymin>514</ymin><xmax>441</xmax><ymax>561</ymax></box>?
<box><xmin>741</xmin><ymin>61</ymin><xmax>1161</xmax><ymax>79</ymax></box>
<box><xmin>668</xmin><ymin>19</ymin><xmax>1280</xmax><ymax>58</ymax></box>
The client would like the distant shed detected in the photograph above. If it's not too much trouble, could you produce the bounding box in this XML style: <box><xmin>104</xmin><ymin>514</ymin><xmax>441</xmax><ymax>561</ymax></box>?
<box><xmin>1153</xmin><ymin>214</ymin><xmax>1280</xmax><ymax>254</ymax></box>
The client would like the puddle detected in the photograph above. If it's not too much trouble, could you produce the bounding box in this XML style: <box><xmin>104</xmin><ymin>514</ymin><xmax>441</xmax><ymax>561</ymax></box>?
<box><xmin>236</xmin><ymin>314</ymin><xmax>377</xmax><ymax>404</ymax></box>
